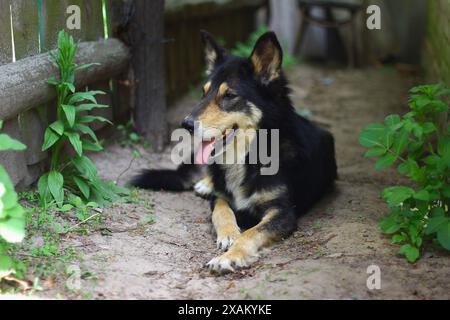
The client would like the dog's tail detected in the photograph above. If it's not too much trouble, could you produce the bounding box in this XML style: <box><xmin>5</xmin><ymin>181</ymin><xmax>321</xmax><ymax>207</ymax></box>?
<box><xmin>130</xmin><ymin>164</ymin><xmax>202</xmax><ymax>191</ymax></box>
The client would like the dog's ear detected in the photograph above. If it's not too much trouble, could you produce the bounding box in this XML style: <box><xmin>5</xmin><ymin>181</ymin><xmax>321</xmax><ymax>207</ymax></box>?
<box><xmin>250</xmin><ymin>32</ymin><xmax>283</xmax><ymax>85</ymax></box>
<box><xmin>200</xmin><ymin>30</ymin><xmax>225</xmax><ymax>75</ymax></box>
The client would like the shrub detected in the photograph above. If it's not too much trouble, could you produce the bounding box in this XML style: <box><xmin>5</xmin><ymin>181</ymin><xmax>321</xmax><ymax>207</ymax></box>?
<box><xmin>0</xmin><ymin>121</ymin><xmax>27</xmax><ymax>279</ymax></box>
<box><xmin>359</xmin><ymin>84</ymin><xmax>450</xmax><ymax>262</ymax></box>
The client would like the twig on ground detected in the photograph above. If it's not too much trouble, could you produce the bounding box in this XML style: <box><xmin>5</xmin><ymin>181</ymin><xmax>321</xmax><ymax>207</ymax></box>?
<box><xmin>63</xmin><ymin>213</ymin><xmax>101</xmax><ymax>234</ymax></box>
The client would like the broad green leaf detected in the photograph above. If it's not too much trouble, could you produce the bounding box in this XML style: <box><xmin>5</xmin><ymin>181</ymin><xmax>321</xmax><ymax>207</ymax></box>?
<box><xmin>68</xmin><ymin>91</ymin><xmax>105</xmax><ymax>105</ymax></box>
<box><xmin>48</xmin><ymin>171</ymin><xmax>64</xmax><ymax>205</ymax></box>
<box><xmin>82</xmin><ymin>139</ymin><xmax>103</xmax><ymax>152</ymax></box>
<box><xmin>392</xmin><ymin>234</ymin><xmax>406</xmax><ymax>244</ymax></box>
<box><xmin>358</xmin><ymin>124</ymin><xmax>385</xmax><ymax>148</ymax></box>
<box><xmin>0</xmin><ymin>255</ymin><xmax>13</xmax><ymax>277</ymax></box>
<box><xmin>422</xmin><ymin>122</ymin><xmax>437</xmax><ymax>134</ymax></box>
<box><xmin>393</xmin><ymin>129</ymin><xmax>409</xmax><ymax>156</ymax></box>
<box><xmin>0</xmin><ymin>218</ymin><xmax>25</xmax><ymax>243</ymax></box>
<box><xmin>413</xmin><ymin>190</ymin><xmax>429</xmax><ymax>201</ymax></box>
<box><xmin>5</xmin><ymin>204</ymin><xmax>25</xmax><ymax>219</ymax></box>
<box><xmin>379</xmin><ymin>215</ymin><xmax>400</xmax><ymax>234</ymax></box>
<box><xmin>425</xmin><ymin>216</ymin><xmax>447</xmax><ymax>235</ymax></box>
<box><xmin>42</xmin><ymin>127</ymin><xmax>60</xmax><ymax>151</ymax></box>
<box><xmin>1</xmin><ymin>190</ymin><xmax>18</xmax><ymax>211</ymax></box>
<box><xmin>398</xmin><ymin>244</ymin><xmax>419</xmax><ymax>263</ymax></box>
<box><xmin>38</xmin><ymin>174</ymin><xmax>51</xmax><ymax>206</ymax></box>
<box><xmin>0</xmin><ymin>134</ymin><xmax>26</xmax><ymax>151</ymax></box>
<box><xmin>437</xmin><ymin>222</ymin><xmax>450</xmax><ymax>250</ymax></box>
<box><xmin>49</xmin><ymin>120</ymin><xmax>65</xmax><ymax>136</ymax></box>
<box><xmin>72</xmin><ymin>156</ymin><xmax>98</xmax><ymax>180</ymax></box>
<box><xmin>382</xmin><ymin>186</ymin><xmax>414</xmax><ymax>206</ymax></box>
<box><xmin>65</xmin><ymin>132</ymin><xmax>83</xmax><ymax>156</ymax></box>
<box><xmin>364</xmin><ymin>148</ymin><xmax>386</xmax><ymax>158</ymax></box>
<box><xmin>385</xmin><ymin>115</ymin><xmax>401</xmax><ymax>128</ymax></box>
<box><xmin>375</xmin><ymin>153</ymin><xmax>397</xmax><ymax>170</ymax></box>
<box><xmin>74</xmin><ymin>124</ymin><xmax>98</xmax><ymax>142</ymax></box>
<box><xmin>62</xmin><ymin>105</ymin><xmax>76</xmax><ymax>127</ymax></box>
<box><xmin>73</xmin><ymin>176</ymin><xmax>90</xmax><ymax>199</ymax></box>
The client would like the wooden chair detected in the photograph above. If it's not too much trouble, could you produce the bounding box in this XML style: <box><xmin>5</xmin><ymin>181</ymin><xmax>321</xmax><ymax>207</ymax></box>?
<box><xmin>295</xmin><ymin>0</ymin><xmax>363</xmax><ymax>67</ymax></box>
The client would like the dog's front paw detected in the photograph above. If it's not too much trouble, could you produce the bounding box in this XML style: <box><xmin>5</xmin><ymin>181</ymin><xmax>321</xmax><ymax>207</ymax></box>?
<box><xmin>194</xmin><ymin>177</ymin><xmax>214</xmax><ymax>198</ymax></box>
<box><xmin>206</xmin><ymin>250</ymin><xmax>257</xmax><ymax>274</ymax></box>
<box><xmin>216</xmin><ymin>232</ymin><xmax>239</xmax><ymax>251</ymax></box>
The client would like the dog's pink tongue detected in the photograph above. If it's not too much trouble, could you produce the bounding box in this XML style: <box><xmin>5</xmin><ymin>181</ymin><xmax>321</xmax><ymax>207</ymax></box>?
<box><xmin>196</xmin><ymin>140</ymin><xmax>215</xmax><ymax>164</ymax></box>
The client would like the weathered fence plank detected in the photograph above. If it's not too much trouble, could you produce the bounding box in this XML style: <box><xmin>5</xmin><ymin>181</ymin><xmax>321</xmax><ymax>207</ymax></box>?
<box><xmin>108</xmin><ymin>0</ymin><xmax>133</xmax><ymax>123</ymax></box>
<box><xmin>0</xmin><ymin>0</ymin><xmax>28</xmax><ymax>187</ymax></box>
<box><xmin>12</xmin><ymin>0</ymin><xmax>47</xmax><ymax>185</ymax></box>
<box><xmin>0</xmin><ymin>39</ymin><xmax>130</xmax><ymax>121</ymax></box>
<box><xmin>130</xmin><ymin>0</ymin><xmax>167</xmax><ymax>151</ymax></box>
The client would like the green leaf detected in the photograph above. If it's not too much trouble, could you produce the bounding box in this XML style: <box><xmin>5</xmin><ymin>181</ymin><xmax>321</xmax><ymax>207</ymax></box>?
<box><xmin>0</xmin><ymin>255</ymin><xmax>14</xmax><ymax>277</ymax></box>
<box><xmin>0</xmin><ymin>218</ymin><xmax>25</xmax><ymax>243</ymax></box>
<box><xmin>48</xmin><ymin>171</ymin><xmax>64</xmax><ymax>205</ymax></box>
<box><xmin>74</xmin><ymin>124</ymin><xmax>98</xmax><ymax>142</ymax></box>
<box><xmin>76</xmin><ymin>104</ymin><xmax>109</xmax><ymax>113</ymax></box>
<box><xmin>68</xmin><ymin>91</ymin><xmax>105</xmax><ymax>105</ymax></box>
<box><xmin>392</xmin><ymin>234</ymin><xmax>406</xmax><ymax>244</ymax></box>
<box><xmin>438</xmin><ymin>136</ymin><xmax>450</xmax><ymax>158</ymax></box>
<box><xmin>358</xmin><ymin>124</ymin><xmax>385</xmax><ymax>148</ymax></box>
<box><xmin>382</xmin><ymin>186</ymin><xmax>415</xmax><ymax>206</ymax></box>
<box><xmin>364</xmin><ymin>148</ymin><xmax>386</xmax><ymax>158</ymax></box>
<box><xmin>379</xmin><ymin>215</ymin><xmax>400</xmax><ymax>234</ymax></box>
<box><xmin>82</xmin><ymin>139</ymin><xmax>103</xmax><ymax>152</ymax></box>
<box><xmin>375</xmin><ymin>153</ymin><xmax>397</xmax><ymax>170</ymax></box>
<box><xmin>62</xmin><ymin>105</ymin><xmax>76</xmax><ymax>127</ymax></box>
<box><xmin>75</xmin><ymin>63</ymin><xmax>100</xmax><ymax>71</ymax></box>
<box><xmin>0</xmin><ymin>134</ymin><xmax>27</xmax><ymax>151</ymax></box>
<box><xmin>437</xmin><ymin>222</ymin><xmax>450</xmax><ymax>250</ymax></box>
<box><xmin>422</xmin><ymin>122</ymin><xmax>437</xmax><ymax>134</ymax></box>
<box><xmin>385</xmin><ymin>115</ymin><xmax>401</xmax><ymax>127</ymax></box>
<box><xmin>5</xmin><ymin>204</ymin><xmax>25</xmax><ymax>219</ymax></box>
<box><xmin>425</xmin><ymin>216</ymin><xmax>447</xmax><ymax>235</ymax></box>
<box><xmin>49</xmin><ymin>120</ymin><xmax>65</xmax><ymax>136</ymax></box>
<box><xmin>78</xmin><ymin>115</ymin><xmax>113</xmax><ymax>125</ymax></box>
<box><xmin>398</xmin><ymin>244</ymin><xmax>419</xmax><ymax>263</ymax></box>
<box><xmin>42</xmin><ymin>127</ymin><xmax>61</xmax><ymax>151</ymax></box>
<box><xmin>72</xmin><ymin>156</ymin><xmax>98</xmax><ymax>180</ymax></box>
<box><xmin>38</xmin><ymin>174</ymin><xmax>51</xmax><ymax>206</ymax></box>
<box><xmin>393</xmin><ymin>129</ymin><xmax>409</xmax><ymax>156</ymax></box>
<box><xmin>64</xmin><ymin>132</ymin><xmax>83</xmax><ymax>156</ymax></box>
<box><xmin>73</xmin><ymin>176</ymin><xmax>90</xmax><ymax>199</ymax></box>
<box><xmin>413</xmin><ymin>190</ymin><xmax>429</xmax><ymax>201</ymax></box>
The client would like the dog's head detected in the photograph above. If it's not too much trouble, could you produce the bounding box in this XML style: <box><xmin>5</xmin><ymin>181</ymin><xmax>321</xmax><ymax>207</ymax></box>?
<box><xmin>183</xmin><ymin>31</ymin><xmax>289</xmax><ymax>164</ymax></box>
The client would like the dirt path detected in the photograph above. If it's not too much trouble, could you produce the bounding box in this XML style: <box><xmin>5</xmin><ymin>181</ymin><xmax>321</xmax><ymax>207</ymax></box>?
<box><xmin>47</xmin><ymin>65</ymin><xmax>450</xmax><ymax>299</ymax></box>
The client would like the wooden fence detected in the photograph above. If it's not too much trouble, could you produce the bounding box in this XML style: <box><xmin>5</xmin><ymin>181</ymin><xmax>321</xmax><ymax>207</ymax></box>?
<box><xmin>0</xmin><ymin>0</ymin><xmax>264</xmax><ymax>189</ymax></box>
<box><xmin>0</xmin><ymin>0</ymin><xmax>132</xmax><ymax>189</ymax></box>
<box><xmin>165</xmin><ymin>0</ymin><xmax>266</xmax><ymax>105</ymax></box>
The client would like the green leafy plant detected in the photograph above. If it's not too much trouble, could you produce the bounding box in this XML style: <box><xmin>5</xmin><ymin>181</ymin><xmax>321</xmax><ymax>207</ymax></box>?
<box><xmin>39</xmin><ymin>30</ymin><xmax>127</xmax><ymax>209</ymax></box>
<box><xmin>359</xmin><ymin>84</ymin><xmax>450</xmax><ymax>262</ymax></box>
<box><xmin>231</xmin><ymin>25</ymin><xmax>297</xmax><ymax>69</ymax></box>
<box><xmin>0</xmin><ymin>120</ymin><xmax>27</xmax><ymax>279</ymax></box>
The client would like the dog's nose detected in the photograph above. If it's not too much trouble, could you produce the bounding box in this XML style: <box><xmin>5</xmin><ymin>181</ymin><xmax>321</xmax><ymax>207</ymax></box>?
<box><xmin>182</xmin><ymin>116</ymin><xmax>195</xmax><ymax>133</ymax></box>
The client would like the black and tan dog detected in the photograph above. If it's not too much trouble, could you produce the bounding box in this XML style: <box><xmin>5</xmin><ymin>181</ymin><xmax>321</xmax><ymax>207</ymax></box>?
<box><xmin>131</xmin><ymin>31</ymin><xmax>337</xmax><ymax>273</ymax></box>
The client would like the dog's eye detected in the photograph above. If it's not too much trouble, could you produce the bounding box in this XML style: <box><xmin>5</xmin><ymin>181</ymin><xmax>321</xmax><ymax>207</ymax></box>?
<box><xmin>224</xmin><ymin>91</ymin><xmax>238</xmax><ymax>100</ymax></box>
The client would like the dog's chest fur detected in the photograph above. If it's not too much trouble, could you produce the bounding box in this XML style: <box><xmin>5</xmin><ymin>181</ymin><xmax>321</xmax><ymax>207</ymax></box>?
<box><xmin>220</xmin><ymin>164</ymin><xmax>252</xmax><ymax>211</ymax></box>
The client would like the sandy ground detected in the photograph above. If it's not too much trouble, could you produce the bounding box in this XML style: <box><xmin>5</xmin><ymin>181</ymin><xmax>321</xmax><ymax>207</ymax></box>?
<box><xmin>42</xmin><ymin>65</ymin><xmax>450</xmax><ymax>299</ymax></box>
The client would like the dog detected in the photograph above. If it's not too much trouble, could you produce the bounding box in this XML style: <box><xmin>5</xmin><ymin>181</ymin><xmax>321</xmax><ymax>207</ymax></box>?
<box><xmin>131</xmin><ymin>30</ymin><xmax>337</xmax><ymax>273</ymax></box>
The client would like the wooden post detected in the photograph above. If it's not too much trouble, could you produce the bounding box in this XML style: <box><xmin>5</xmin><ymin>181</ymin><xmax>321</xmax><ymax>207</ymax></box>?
<box><xmin>130</xmin><ymin>0</ymin><xmax>167</xmax><ymax>152</ymax></box>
